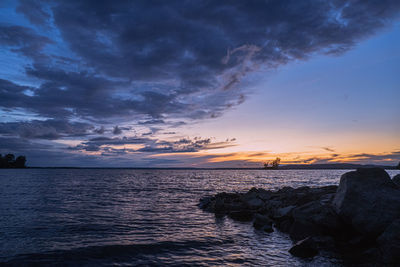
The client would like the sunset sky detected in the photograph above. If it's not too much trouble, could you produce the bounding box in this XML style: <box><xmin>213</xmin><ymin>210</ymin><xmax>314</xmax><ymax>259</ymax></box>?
<box><xmin>0</xmin><ymin>0</ymin><xmax>399</xmax><ymax>167</ymax></box>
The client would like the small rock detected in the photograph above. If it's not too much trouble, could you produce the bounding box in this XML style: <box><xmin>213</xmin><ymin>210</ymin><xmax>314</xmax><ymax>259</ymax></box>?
<box><xmin>253</xmin><ymin>213</ymin><xmax>274</xmax><ymax>232</ymax></box>
<box><xmin>199</xmin><ymin>196</ymin><xmax>215</xmax><ymax>211</ymax></box>
<box><xmin>289</xmin><ymin>237</ymin><xmax>318</xmax><ymax>258</ymax></box>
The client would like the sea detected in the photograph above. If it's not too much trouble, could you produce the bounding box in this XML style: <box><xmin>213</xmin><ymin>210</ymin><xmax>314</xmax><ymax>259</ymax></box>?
<box><xmin>1</xmin><ymin>169</ymin><xmax>399</xmax><ymax>266</ymax></box>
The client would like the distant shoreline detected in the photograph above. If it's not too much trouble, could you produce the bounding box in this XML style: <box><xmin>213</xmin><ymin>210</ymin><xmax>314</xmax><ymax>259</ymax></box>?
<box><xmin>6</xmin><ymin>163</ymin><xmax>398</xmax><ymax>170</ymax></box>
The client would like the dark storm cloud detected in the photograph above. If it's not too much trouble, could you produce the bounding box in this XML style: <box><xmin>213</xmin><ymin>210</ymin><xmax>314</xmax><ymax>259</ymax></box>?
<box><xmin>68</xmin><ymin>136</ymin><xmax>152</xmax><ymax>152</ymax></box>
<box><xmin>0</xmin><ymin>119</ymin><xmax>93</xmax><ymax>139</ymax></box>
<box><xmin>0</xmin><ymin>136</ymin><xmax>51</xmax><ymax>152</ymax></box>
<box><xmin>87</xmin><ymin>136</ymin><xmax>151</xmax><ymax>145</ymax></box>
<box><xmin>1</xmin><ymin>0</ymin><xmax>399</xmax><ymax>166</ymax></box>
<box><xmin>16</xmin><ymin>0</ymin><xmax>50</xmax><ymax>26</ymax></box>
<box><xmin>0</xmin><ymin>25</ymin><xmax>52</xmax><ymax>62</ymax></box>
<box><xmin>1</xmin><ymin>0</ymin><xmax>398</xmax><ymax>124</ymax></box>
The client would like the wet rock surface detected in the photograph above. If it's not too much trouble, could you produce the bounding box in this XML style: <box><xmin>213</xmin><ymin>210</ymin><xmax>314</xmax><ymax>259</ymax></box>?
<box><xmin>198</xmin><ymin>168</ymin><xmax>400</xmax><ymax>265</ymax></box>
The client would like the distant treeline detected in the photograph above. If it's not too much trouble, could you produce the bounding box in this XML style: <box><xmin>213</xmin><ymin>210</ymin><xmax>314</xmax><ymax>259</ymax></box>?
<box><xmin>0</xmin><ymin>154</ymin><xmax>26</xmax><ymax>168</ymax></box>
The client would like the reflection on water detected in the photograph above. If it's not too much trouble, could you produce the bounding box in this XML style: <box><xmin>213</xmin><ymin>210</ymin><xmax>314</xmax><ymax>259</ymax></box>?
<box><xmin>0</xmin><ymin>169</ymin><xmax>399</xmax><ymax>265</ymax></box>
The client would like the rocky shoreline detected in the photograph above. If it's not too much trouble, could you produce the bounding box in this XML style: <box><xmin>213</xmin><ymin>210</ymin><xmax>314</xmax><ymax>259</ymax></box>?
<box><xmin>198</xmin><ymin>168</ymin><xmax>400</xmax><ymax>265</ymax></box>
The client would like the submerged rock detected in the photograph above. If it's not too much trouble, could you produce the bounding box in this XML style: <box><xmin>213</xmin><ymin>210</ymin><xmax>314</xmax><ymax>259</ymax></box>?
<box><xmin>289</xmin><ymin>237</ymin><xmax>318</xmax><ymax>258</ymax></box>
<box><xmin>333</xmin><ymin>168</ymin><xmax>400</xmax><ymax>237</ymax></box>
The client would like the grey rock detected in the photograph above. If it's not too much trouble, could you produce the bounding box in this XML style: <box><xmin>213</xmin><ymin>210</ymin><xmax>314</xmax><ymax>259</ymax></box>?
<box><xmin>333</xmin><ymin>168</ymin><xmax>400</xmax><ymax>237</ymax></box>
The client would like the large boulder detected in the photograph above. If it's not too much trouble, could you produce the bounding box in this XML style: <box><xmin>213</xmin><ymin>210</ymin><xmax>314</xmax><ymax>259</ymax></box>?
<box><xmin>393</xmin><ymin>174</ymin><xmax>400</xmax><ymax>187</ymax></box>
<box><xmin>333</xmin><ymin>168</ymin><xmax>400</xmax><ymax>237</ymax></box>
<box><xmin>377</xmin><ymin>219</ymin><xmax>400</xmax><ymax>264</ymax></box>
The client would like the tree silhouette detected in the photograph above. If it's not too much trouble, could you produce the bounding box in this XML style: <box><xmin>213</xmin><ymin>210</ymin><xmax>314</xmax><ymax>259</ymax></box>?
<box><xmin>5</xmin><ymin>154</ymin><xmax>15</xmax><ymax>164</ymax></box>
<box><xmin>15</xmin><ymin>156</ymin><xmax>27</xmax><ymax>168</ymax></box>
<box><xmin>263</xmin><ymin>157</ymin><xmax>281</xmax><ymax>169</ymax></box>
<box><xmin>0</xmin><ymin>154</ymin><xmax>27</xmax><ymax>168</ymax></box>
<box><xmin>272</xmin><ymin>157</ymin><xmax>281</xmax><ymax>168</ymax></box>
<box><xmin>397</xmin><ymin>161</ymin><xmax>400</xmax><ymax>170</ymax></box>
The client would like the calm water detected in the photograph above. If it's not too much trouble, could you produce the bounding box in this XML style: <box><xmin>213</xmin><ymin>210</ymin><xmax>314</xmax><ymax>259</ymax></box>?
<box><xmin>1</xmin><ymin>169</ymin><xmax>399</xmax><ymax>266</ymax></box>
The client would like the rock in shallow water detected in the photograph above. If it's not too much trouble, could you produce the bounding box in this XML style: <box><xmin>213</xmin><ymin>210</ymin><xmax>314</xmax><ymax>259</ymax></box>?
<box><xmin>253</xmin><ymin>213</ymin><xmax>274</xmax><ymax>232</ymax></box>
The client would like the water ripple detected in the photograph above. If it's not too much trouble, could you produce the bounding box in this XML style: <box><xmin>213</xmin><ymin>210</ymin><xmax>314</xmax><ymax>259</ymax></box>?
<box><xmin>0</xmin><ymin>169</ymin><xmax>399</xmax><ymax>265</ymax></box>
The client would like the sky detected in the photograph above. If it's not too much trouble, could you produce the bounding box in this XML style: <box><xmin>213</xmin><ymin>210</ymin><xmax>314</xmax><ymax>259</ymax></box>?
<box><xmin>0</xmin><ymin>0</ymin><xmax>399</xmax><ymax>167</ymax></box>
